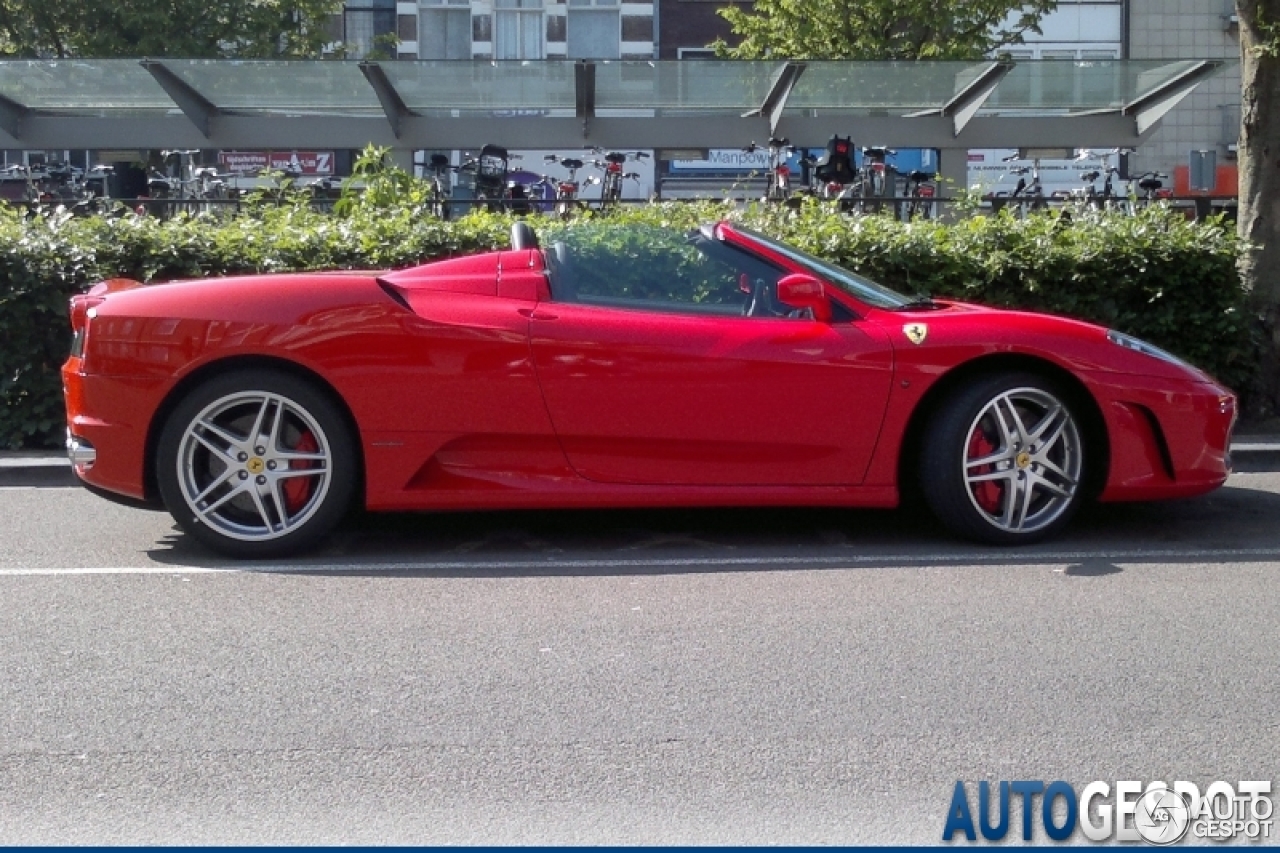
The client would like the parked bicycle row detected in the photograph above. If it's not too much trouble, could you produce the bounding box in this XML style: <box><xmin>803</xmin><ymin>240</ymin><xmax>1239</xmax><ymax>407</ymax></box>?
<box><xmin>0</xmin><ymin>161</ymin><xmax>117</xmax><ymax>214</ymax></box>
<box><xmin>985</xmin><ymin>148</ymin><xmax>1171</xmax><ymax>217</ymax></box>
<box><xmin>738</xmin><ymin>135</ymin><xmax>940</xmax><ymax>221</ymax></box>
<box><xmin>0</xmin><ymin>142</ymin><xmax>1213</xmax><ymax>223</ymax></box>
<box><xmin>422</xmin><ymin>144</ymin><xmax>650</xmax><ymax>218</ymax></box>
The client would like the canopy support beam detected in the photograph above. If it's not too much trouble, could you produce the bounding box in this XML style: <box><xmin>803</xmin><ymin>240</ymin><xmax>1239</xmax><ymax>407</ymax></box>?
<box><xmin>140</xmin><ymin>59</ymin><xmax>217</xmax><ymax>138</ymax></box>
<box><xmin>1124</xmin><ymin>60</ymin><xmax>1222</xmax><ymax>135</ymax></box>
<box><xmin>575</xmin><ymin>60</ymin><xmax>596</xmax><ymax>138</ymax></box>
<box><xmin>941</xmin><ymin>60</ymin><xmax>1013</xmax><ymax>137</ymax></box>
<box><xmin>0</xmin><ymin>92</ymin><xmax>26</xmax><ymax>140</ymax></box>
<box><xmin>360</xmin><ymin>61</ymin><xmax>413</xmax><ymax>139</ymax></box>
<box><xmin>742</xmin><ymin>61</ymin><xmax>806</xmax><ymax>136</ymax></box>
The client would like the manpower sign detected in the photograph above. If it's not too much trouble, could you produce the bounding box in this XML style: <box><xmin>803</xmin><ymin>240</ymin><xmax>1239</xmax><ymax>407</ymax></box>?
<box><xmin>217</xmin><ymin>151</ymin><xmax>335</xmax><ymax>175</ymax></box>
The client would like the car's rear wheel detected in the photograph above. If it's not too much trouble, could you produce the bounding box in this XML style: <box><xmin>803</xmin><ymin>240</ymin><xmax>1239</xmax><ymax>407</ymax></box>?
<box><xmin>157</xmin><ymin>370</ymin><xmax>356</xmax><ymax>558</ymax></box>
<box><xmin>920</xmin><ymin>373</ymin><xmax>1086</xmax><ymax>544</ymax></box>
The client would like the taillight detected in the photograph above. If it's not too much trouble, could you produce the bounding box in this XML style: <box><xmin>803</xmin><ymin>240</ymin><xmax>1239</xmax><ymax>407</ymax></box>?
<box><xmin>69</xmin><ymin>293</ymin><xmax>104</xmax><ymax>334</ymax></box>
<box><xmin>872</xmin><ymin>163</ymin><xmax>886</xmax><ymax>173</ymax></box>
<box><xmin>919</xmin><ymin>185</ymin><xmax>935</xmax><ymax>198</ymax></box>
<box><xmin>69</xmin><ymin>294</ymin><xmax>102</xmax><ymax>359</ymax></box>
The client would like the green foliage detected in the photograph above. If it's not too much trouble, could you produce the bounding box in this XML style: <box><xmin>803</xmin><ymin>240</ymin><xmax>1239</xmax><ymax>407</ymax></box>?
<box><xmin>0</xmin><ymin>200</ymin><xmax>1254</xmax><ymax>449</ymax></box>
<box><xmin>334</xmin><ymin>145</ymin><xmax>437</xmax><ymax>219</ymax></box>
<box><xmin>714</xmin><ymin>0</ymin><xmax>1059</xmax><ymax>60</ymax></box>
<box><xmin>0</xmin><ymin>0</ymin><xmax>343</xmax><ymax>58</ymax></box>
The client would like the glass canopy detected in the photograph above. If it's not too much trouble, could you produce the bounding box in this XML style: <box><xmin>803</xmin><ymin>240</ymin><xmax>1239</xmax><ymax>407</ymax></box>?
<box><xmin>0</xmin><ymin>58</ymin><xmax>1228</xmax><ymax>117</ymax></box>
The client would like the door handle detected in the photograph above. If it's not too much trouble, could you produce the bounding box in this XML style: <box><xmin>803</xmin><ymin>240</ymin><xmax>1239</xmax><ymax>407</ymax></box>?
<box><xmin>519</xmin><ymin>308</ymin><xmax>558</xmax><ymax>321</ymax></box>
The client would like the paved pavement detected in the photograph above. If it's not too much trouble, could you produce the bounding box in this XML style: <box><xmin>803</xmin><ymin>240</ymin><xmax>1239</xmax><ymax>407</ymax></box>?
<box><xmin>2</xmin><ymin>476</ymin><xmax>1280</xmax><ymax>843</ymax></box>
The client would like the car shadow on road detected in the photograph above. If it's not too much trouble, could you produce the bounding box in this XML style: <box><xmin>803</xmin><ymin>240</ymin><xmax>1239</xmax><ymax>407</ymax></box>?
<box><xmin>142</xmin><ymin>478</ymin><xmax>1280</xmax><ymax>577</ymax></box>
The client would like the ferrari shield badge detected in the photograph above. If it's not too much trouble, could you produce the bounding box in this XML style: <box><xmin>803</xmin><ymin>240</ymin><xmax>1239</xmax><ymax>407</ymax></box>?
<box><xmin>903</xmin><ymin>323</ymin><xmax>929</xmax><ymax>346</ymax></box>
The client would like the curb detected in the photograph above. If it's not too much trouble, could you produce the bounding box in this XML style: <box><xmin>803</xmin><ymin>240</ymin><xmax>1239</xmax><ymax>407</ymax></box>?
<box><xmin>0</xmin><ymin>456</ymin><xmax>79</xmax><ymax>487</ymax></box>
<box><xmin>1229</xmin><ymin>439</ymin><xmax>1280</xmax><ymax>473</ymax></box>
<box><xmin>5</xmin><ymin>437</ymin><xmax>1280</xmax><ymax>489</ymax></box>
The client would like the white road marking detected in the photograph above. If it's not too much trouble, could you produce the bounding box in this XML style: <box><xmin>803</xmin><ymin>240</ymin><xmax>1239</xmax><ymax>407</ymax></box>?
<box><xmin>2</xmin><ymin>546</ymin><xmax>1279</xmax><ymax>576</ymax></box>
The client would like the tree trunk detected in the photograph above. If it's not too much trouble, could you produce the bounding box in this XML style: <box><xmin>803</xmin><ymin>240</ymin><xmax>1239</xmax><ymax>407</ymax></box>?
<box><xmin>1237</xmin><ymin>0</ymin><xmax>1280</xmax><ymax>415</ymax></box>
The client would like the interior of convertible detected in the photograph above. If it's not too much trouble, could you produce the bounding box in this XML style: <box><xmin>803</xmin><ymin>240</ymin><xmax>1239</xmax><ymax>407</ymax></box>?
<box><xmin>510</xmin><ymin>221</ymin><xmax>811</xmax><ymax>318</ymax></box>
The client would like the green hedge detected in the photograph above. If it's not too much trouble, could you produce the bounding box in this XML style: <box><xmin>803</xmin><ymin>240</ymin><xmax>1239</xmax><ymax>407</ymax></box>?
<box><xmin>0</xmin><ymin>198</ymin><xmax>1255</xmax><ymax>449</ymax></box>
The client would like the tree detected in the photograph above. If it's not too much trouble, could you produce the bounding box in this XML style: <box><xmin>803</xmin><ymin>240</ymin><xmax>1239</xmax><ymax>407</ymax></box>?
<box><xmin>0</xmin><ymin>0</ymin><xmax>345</xmax><ymax>59</ymax></box>
<box><xmin>714</xmin><ymin>0</ymin><xmax>1059</xmax><ymax>60</ymax></box>
<box><xmin>1236</xmin><ymin>0</ymin><xmax>1280</xmax><ymax>416</ymax></box>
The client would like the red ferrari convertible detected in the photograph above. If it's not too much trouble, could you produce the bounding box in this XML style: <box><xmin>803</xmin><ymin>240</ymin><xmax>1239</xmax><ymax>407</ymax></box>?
<box><xmin>63</xmin><ymin>221</ymin><xmax>1236</xmax><ymax>557</ymax></box>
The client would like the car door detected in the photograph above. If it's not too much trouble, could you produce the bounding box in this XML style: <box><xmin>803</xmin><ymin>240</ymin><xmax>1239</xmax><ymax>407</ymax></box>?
<box><xmin>529</xmin><ymin>227</ymin><xmax>894</xmax><ymax>486</ymax></box>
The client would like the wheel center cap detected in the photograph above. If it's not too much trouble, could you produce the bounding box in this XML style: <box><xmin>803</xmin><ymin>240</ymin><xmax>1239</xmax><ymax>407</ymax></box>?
<box><xmin>1015</xmin><ymin>451</ymin><xmax>1032</xmax><ymax>469</ymax></box>
<box><xmin>246</xmin><ymin>457</ymin><xmax>265</xmax><ymax>474</ymax></box>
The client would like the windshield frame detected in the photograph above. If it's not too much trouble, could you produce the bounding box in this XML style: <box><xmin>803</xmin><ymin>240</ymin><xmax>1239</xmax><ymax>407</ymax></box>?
<box><xmin>724</xmin><ymin>225</ymin><xmax>914</xmax><ymax>310</ymax></box>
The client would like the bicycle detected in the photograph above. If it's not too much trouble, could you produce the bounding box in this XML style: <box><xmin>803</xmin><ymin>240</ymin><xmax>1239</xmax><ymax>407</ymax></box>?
<box><xmin>743</xmin><ymin>137</ymin><xmax>796</xmax><ymax>204</ymax></box>
<box><xmin>857</xmin><ymin>146</ymin><xmax>896</xmax><ymax>213</ymax></box>
<box><xmin>1071</xmin><ymin>148</ymin><xmax>1125</xmax><ymax>211</ymax></box>
<box><xmin>901</xmin><ymin>169</ymin><xmax>937</xmax><ymax>221</ymax></box>
<box><xmin>426</xmin><ymin>153</ymin><xmax>454</xmax><ymax>219</ymax></box>
<box><xmin>997</xmin><ymin>153</ymin><xmax>1048</xmax><ymax>218</ymax></box>
<box><xmin>802</xmin><ymin>135</ymin><xmax>858</xmax><ymax>212</ymax></box>
<box><xmin>1129</xmin><ymin>171</ymin><xmax>1171</xmax><ymax>211</ymax></box>
<box><xmin>60</xmin><ymin>163</ymin><xmax>117</xmax><ymax>216</ymax></box>
<box><xmin>458</xmin><ymin>144</ymin><xmax>523</xmax><ymax>212</ymax></box>
<box><xmin>12</xmin><ymin>161</ymin><xmax>113</xmax><ymax>215</ymax></box>
<box><xmin>0</xmin><ymin>164</ymin><xmax>46</xmax><ymax>206</ymax></box>
<box><xmin>542</xmin><ymin>154</ymin><xmax>599</xmax><ymax>219</ymax></box>
<box><xmin>589</xmin><ymin>148</ymin><xmax>648</xmax><ymax>209</ymax></box>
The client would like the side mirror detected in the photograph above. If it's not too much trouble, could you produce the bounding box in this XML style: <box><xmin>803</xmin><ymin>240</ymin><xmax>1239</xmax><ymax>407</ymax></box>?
<box><xmin>775</xmin><ymin>273</ymin><xmax>832</xmax><ymax>322</ymax></box>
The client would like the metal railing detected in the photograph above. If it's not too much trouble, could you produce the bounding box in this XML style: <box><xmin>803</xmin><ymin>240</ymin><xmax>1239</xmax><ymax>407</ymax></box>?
<box><xmin>0</xmin><ymin>193</ymin><xmax>1240</xmax><ymax>223</ymax></box>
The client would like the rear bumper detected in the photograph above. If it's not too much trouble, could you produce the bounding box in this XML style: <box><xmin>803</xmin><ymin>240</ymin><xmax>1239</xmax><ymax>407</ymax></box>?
<box><xmin>1087</xmin><ymin>371</ymin><xmax>1235</xmax><ymax>502</ymax></box>
<box><xmin>62</xmin><ymin>359</ymin><xmax>166</xmax><ymax>502</ymax></box>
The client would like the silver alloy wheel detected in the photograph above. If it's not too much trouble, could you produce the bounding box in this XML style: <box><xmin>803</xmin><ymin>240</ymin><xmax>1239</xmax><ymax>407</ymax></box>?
<box><xmin>175</xmin><ymin>390</ymin><xmax>333</xmax><ymax>543</ymax></box>
<box><xmin>961</xmin><ymin>387</ymin><xmax>1083</xmax><ymax>535</ymax></box>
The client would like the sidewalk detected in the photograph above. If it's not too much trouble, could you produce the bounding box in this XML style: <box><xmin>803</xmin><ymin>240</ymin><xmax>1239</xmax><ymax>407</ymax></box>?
<box><xmin>5</xmin><ymin>436</ymin><xmax>1280</xmax><ymax>488</ymax></box>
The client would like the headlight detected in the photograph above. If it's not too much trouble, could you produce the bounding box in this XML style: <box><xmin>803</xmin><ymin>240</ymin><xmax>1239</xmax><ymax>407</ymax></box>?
<box><xmin>1106</xmin><ymin>330</ymin><xmax>1192</xmax><ymax>369</ymax></box>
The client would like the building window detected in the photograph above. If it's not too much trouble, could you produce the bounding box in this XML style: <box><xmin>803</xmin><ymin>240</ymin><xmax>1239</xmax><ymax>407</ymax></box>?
<box><xmin>565</xmin><ymin>0</ymin><xmax>618</xmax><ymax>58</ymax></box>
<box><xmin>337</xmin><ymin>0</ymin><xmax>396</xmax><ymax>58</ymax></box>
<box><xmin>495</xmin><ymin>0</ymin><xmax>545</xmax><ymax>59</ymax></box>
<box><xmin>398</xmin><ymin>13</ymin><xmax>417</xmax><ymax>41</ymax></box>
<box><xmin>420</xmin><ymin>1</ymin><xmax>471</xmax><ymax>59</ymax></box>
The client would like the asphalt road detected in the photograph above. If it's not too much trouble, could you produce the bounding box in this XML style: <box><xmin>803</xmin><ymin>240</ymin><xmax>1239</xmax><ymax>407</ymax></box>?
<box><xmin>1</xmin><ymin>477</ymin><xmax>1278</xmax><ymax>844</ymax></box>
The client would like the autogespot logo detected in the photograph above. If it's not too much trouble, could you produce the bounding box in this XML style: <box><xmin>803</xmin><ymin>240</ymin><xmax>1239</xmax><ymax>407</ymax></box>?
<box><xmin>942</xmin><ymin>780</ymin><xmax>1273</xmax><ymax>844</ymax></box>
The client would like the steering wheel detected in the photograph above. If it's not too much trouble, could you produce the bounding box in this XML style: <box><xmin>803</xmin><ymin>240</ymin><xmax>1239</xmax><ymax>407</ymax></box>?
<box><xmin>742</xmin><ymin>275</ymin><xmax>786</xmax><ymax>317</ymax></box>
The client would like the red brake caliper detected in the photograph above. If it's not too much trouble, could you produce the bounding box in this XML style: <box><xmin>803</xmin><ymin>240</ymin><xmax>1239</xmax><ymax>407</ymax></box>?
<box><xmin>967</xmin><ymin>427</ymin><xmax>1004</xmax><ymax>514</ymax></box>
<box><xmin>283</xmin><ymin>431</ymin><xmax>318</xmax><ymax>513</ymax></box>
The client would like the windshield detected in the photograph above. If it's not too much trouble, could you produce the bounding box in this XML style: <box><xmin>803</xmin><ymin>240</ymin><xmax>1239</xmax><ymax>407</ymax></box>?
<box><xmin>731</xmin><ymin>227</ymin><xmax>914</xmax><ymax>309</ymax></box>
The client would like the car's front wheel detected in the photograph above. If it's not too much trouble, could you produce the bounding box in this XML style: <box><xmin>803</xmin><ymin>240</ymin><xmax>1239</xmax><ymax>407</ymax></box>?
<box><xmin>157</xmin><ymin>370</ymin><xmax>356</xmax><ymax>558</ymax></box>
<box><xmin>920</xmin><ymin>373</ymin><xmax>1087</xmax><ymax>545</ymax></box>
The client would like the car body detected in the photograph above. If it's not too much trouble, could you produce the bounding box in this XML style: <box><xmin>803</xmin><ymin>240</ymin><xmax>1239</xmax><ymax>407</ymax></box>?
<box><xmin>63</xmin><ymin>220</ymin><xmax>1237</xmax><ymax>557</ymax></box>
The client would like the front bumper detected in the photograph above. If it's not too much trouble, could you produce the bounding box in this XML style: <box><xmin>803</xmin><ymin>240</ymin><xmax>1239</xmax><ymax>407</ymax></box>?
<box><xmin>1088</xmin><ymin>371</ymin><xmax>1236</xmax><ymax>502</ymax></box>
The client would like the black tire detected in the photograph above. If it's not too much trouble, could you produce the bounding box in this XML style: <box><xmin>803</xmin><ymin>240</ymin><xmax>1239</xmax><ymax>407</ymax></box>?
<box><xmin>919</xmin><ymin>372</ymin><xmax>1087</xmax><ymax>545</ymax></box>
<box><xmin>156</xmin><ymin>369</ymin><xmax>357</xmax><ymax>558</ymax></box>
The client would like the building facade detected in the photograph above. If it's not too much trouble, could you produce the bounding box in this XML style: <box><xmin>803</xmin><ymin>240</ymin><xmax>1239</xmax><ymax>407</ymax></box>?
<box><xmin>389</xmin><ymin>0</ymin><xmax>656</xmax><ymax>60</ymax></box>
<box><xmin>1127</xmin><ymin>0</ymin><xmax>1240</xmax><ymax>195</ymax></box>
